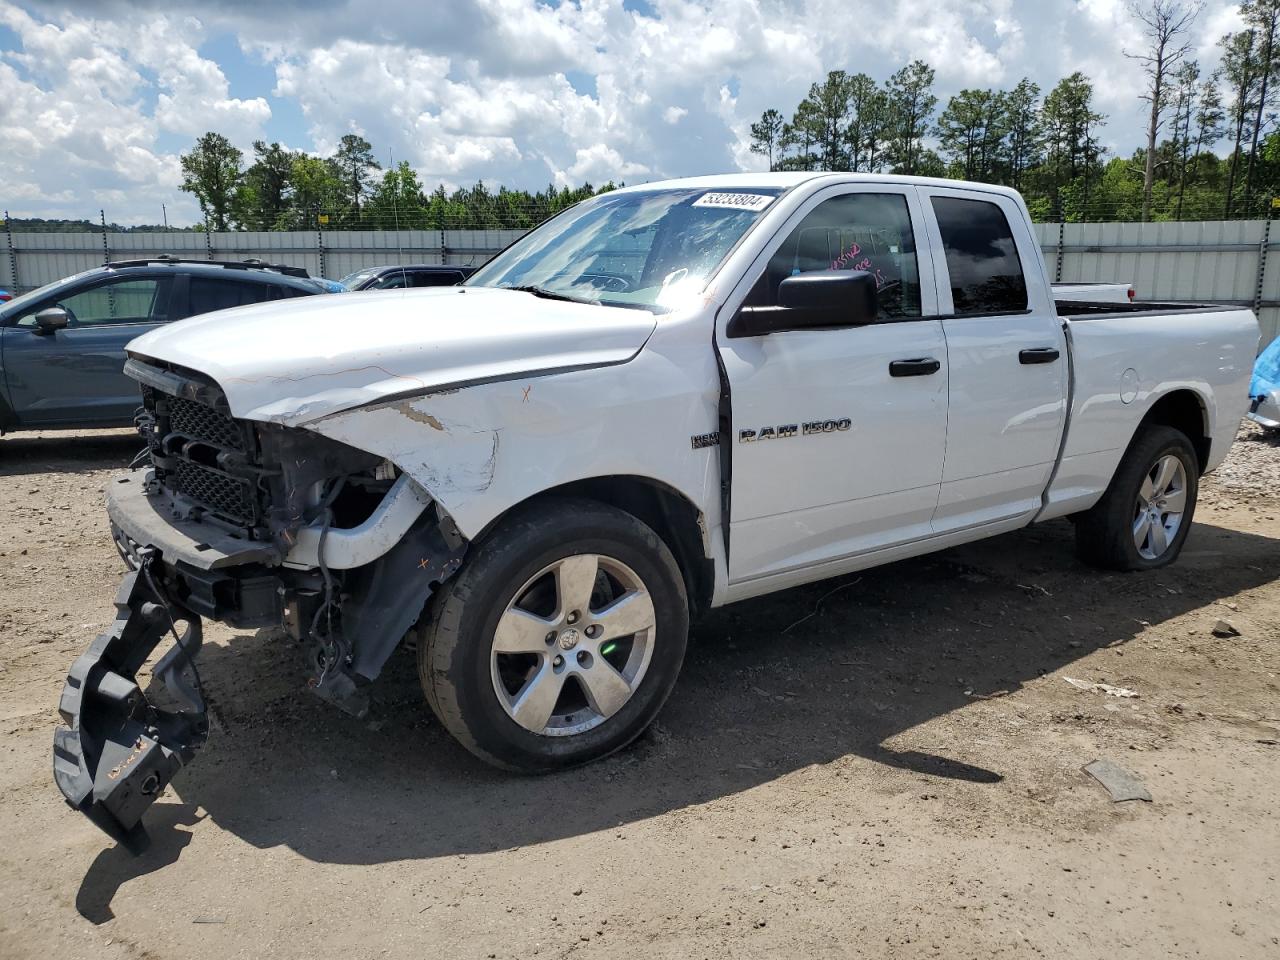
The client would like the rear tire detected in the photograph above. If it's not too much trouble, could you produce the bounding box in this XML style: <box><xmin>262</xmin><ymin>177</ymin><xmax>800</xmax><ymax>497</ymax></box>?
<box><xmin>1074</xmin><ymin>425</ymin><xmax>1199</xmax><ymax>571</ymax></box>
<box><xmin>418</xmin><ymin>498</ymin><xmax>689</xmax><ymax>772</ymax></box>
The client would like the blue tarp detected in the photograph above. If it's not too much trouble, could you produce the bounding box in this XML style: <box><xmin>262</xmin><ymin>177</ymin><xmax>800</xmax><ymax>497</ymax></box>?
<box><xmin>1254</xmin><ymin>335</ymin><xmax>1280</xmax><ymax>398</ymax></box>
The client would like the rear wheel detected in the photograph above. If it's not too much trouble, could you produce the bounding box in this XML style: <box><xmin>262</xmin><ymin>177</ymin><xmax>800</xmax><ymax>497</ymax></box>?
<box><xmin>419</xmin><ymin>498</ymin><xmax>688</xmax><ymax>772</ymax></box>
<box><xmin>1075</xmin><ymin>425</ymin><xmax>1199</xmax><ymax>571</ymax></box>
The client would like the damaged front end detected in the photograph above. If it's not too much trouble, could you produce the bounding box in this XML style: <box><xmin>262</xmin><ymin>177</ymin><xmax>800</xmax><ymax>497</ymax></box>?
<box><xmin>53</xmin><ymin>357</ymin><xmax>466</xmax><ymax>844</ymax></box>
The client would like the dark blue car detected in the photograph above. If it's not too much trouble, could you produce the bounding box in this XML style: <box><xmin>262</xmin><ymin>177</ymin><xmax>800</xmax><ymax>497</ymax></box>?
<box><xmin>0</xmin><ymin>257</ymin><xmax>334</xmax><ymax>433</ymax></box>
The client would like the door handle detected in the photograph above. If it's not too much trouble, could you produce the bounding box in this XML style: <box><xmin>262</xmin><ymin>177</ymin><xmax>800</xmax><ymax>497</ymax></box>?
<box><xmin>1019</xmin><ymin>347</ymin><xmax>1060</xmax><ymax>365</ymax></box>
<box><xmin>889</xmin><ymin>357</ymin><xmax>941</xmax><ymax>377</ymax></box>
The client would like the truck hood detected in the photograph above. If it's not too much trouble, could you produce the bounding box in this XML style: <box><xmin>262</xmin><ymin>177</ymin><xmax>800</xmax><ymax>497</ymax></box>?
<box><xmin>127</xmin><ymin>286</ymin><xmax>657</xmax><ymax>425</ymax></box>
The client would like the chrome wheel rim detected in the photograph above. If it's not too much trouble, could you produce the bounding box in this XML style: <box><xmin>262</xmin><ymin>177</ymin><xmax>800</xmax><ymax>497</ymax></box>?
<box><xmin>490</xmin><ymin>553</ymin><xmax>656</xmax><ymax>737</ymax></box>
<box><xmin>1133</xmin><ymin>454</ymin><xmax>1187</xmax><ymax>560</ymax></box>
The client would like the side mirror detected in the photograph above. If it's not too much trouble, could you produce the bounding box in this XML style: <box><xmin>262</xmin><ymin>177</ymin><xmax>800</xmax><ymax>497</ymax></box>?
<box><xmin>33</xmin><ymin>307</ymin><xmax>69</xmax><ymax>335</ymax></box>
<box><xmin>777</xmin><ymin>269</ymin><xmax>878</xmax><ymax>320</ymax></box>
<box><xmin>728</xmin><ymin>270</ymin><xmax>879</xmax><ymax>338</ymax></box>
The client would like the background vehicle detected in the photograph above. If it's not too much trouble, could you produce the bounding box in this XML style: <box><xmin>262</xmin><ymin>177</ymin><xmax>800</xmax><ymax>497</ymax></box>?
<box><xmin>54</xmin><ymin>173</ymin><xmax>1259</xmax><ymax>842</ymax></box>
<box><xmin>0</xmin><ymin>288</ymin><xmax>12</xmax><ymax>303</ymax></box>
<box><xmin>0</xmin><ymin>257</ymin><xmax>335</xmax><ymax>432</ymax></box>
<box><xmin>339</xmin><ymin>264</ymin><xmax>476</xmax><ymax>291</ymax></box>
<box><xmin>1250</xmin><ymin>334</ymin><xmax>1280</xmax><ymax>429</ymax></box>
<box><xmin>1052</xmin><ymin>281</ymin><xmax>1135</xmax><ymax>303</ymax></box>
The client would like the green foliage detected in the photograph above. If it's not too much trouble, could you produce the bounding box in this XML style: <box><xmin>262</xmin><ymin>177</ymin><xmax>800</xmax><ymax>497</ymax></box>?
<box><xmin>234</xmin><ymin>141</ymin><xmax>295</xmax><ymax>230</ymax></box>
<box><xmin>748</xmin><ymin>50</ymin><xmax>1280</xmax><ymax>221</ymax></box>
<box><xmin>179</xmin><ymin>132</ymin><xmax>243</xmax><ymax>230</ymax></box>
<box><xmin>172</xmin><ymin>130</ymin><xmax>617</xmax><ymax>231</ymax></box>
<box><xmin>334</xmin><ymin>134</ymin><xmax>380</xmax><ymax>215</ymax></box>
<box><xmin>884</xmin><ymin>60</ymin><xmax>938</xmax><ymax>174</ymax></box>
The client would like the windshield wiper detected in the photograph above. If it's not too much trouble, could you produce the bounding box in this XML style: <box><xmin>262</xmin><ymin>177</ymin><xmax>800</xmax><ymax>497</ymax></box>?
<box><xmin>505</xmin><ymin>284</ymin><xmax>599</xmax><ymax>305</ymax></box>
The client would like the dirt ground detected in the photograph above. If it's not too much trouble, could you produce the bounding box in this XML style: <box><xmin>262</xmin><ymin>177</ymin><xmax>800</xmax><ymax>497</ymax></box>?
<box><xmin>0</xmin><ymin>425</ymin><xmax>1277</xmax><ymax>960</ymax></box>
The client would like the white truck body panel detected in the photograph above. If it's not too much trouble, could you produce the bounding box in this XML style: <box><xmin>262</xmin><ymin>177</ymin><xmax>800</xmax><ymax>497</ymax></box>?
<box><xmin>124</xmin><ymin>172</ymin><xmax>1261</xmax><ymax>610</ymax></box>
<box><xmin>1052</xmin><ymin>281</ymin><xmax>1135</xmax><ymax>303</ymax></box>
<box><xmin>128</xmin><ymin>286</ymin><xmax>657</xmax><ymax>426</ymax></box>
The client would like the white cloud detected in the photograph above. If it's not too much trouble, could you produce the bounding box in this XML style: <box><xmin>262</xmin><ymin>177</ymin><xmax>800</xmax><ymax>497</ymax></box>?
<box><xmin>1</xmin><ymin>0</ymin><xmax>1247</xmax><ymax>224</ymax></box>
<box><xmin>0</xmin><ymin>2</ymin><xmax>274</xmax><ymax>223</ymax></box>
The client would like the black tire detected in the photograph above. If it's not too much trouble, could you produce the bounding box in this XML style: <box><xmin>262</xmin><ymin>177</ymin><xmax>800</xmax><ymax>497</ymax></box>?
<box><xmin>418</xmin><ymin>497</ymin><xmax>689</xmax><ymax>772</ymax></box>
<box><xmin>1074</xmin><ymin>424</ymin><xmax>1200</xmax><ymax>571</ymax></box>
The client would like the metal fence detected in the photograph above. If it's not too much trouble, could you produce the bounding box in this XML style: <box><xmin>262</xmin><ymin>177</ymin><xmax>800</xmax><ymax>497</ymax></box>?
<box><xmin>3</xmin><ymin>220</ymin><xmax>1278</xmax><ymax>345</ymax></box>
<box><xmin>0</xmin><ymin>227</ymin><xmax>525</xmax><ymax>294</ymax></box>
<box><xmin>1033</xmin><ymin>220</ymin><xmax>1280</xmax><ymax>345</ymax></box>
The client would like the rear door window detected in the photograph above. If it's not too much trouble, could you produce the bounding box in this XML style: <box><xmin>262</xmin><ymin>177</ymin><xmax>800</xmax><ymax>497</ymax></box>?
<box><xmin>188</xmin><ymin>277</ymin><xmax>275</xmax><ymax>315</ymax></box>
<box><xmin>410</xmin><ymin>271</ymin><xmax>464</xmax><ymax>287</ymax></box>
<box><xmin>931</xmin><ymin>196</ymin><xmax>1028</xmax><ymax>315</ymax></box>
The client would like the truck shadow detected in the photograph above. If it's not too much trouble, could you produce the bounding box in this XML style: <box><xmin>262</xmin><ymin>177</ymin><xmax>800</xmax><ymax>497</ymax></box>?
<box><xmin>0</xmin><ymin>429</ymin><xmax>139</xmax><ymax>477</ymax></box>
<box><xmin>75</xmin><ymin>515</ymin><xmax>1279</xmax><ymax>917</ymax></box>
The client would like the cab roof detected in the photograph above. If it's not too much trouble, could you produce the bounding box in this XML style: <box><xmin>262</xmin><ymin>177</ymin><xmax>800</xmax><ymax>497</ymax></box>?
<box><xmin>613</xmin><ymin>171</ymin><xmax>1023</xmax><ymax>201</ymax></box>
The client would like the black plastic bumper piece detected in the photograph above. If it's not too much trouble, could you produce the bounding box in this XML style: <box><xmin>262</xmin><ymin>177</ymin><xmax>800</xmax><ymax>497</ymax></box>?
<box><xmin>52</xmin><ymin>566</ymin><xmax>207</xmax><ymax>849</ymax></box>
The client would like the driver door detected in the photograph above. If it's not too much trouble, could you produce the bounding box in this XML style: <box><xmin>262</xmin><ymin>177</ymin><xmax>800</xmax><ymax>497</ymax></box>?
<box><xmin>1</xmin><ymin>274</ymin><xmax>173</xmax><ymax>426</ymax></box>
<box><xmin>717</xmin><ymin>185</ymin><xmax>949</xmax><ymax>585</ymax></box>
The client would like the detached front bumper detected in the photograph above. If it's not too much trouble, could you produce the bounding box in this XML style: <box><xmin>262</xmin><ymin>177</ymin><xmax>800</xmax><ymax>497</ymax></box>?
<box><xmin>52</xmin><ymin>565</ymin><xmax>208</xmax><ymax>848</ymax></box>
<box><xmin>54</xmin><ymin>474</ymin><xmax>292</xmax><ymax>847</ymax></box>
<box><xmin>57</xmin><ymin>468</ymin><xmax>466</xmax><ymax>848</ymax></box>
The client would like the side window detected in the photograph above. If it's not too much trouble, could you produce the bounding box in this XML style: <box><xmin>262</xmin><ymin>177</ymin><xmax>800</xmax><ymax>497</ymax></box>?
<box><xmin>930</xmin><ymin>196</ymin><xmax>1028</xmax><ymax>315</ymax></box>
<box><xmin>188</xmin><ymin>277</ymin><xmax>273</xmax><ymax>316</ymax></box>
<box><xmin>374</xmin><ymin>273</ymin><xmax>409</xmax><ymax>289</ymax></box>
<box><xmin>748</xmin><ymin>193</ymin><xmax>921</xmax><ymax>320</ymax></box>
<box><xmin>16</xmin><ymin>277</ymin><xmax>171</xmax><ymax>327</ymax></box>
<box><xmin>411</xmin><ymin>271</ymin><xmax>464</xmax><ymax>287</ymax></box>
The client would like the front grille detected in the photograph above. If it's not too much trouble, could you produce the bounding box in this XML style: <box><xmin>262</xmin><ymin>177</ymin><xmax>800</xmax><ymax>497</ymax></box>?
<box><xmin>172</xmin><ymin>459</ymin><xmax>256</xmax><ymax>522</ymax></box>
<box><xmin>136</xmin><ymin>366</ymin><xmax>266</xmax><ymax>532</ymax></box>
<box><xmin>168</xmin><ymin>395</ymin><xmax>246</xmax><ymax>452</ymax></box>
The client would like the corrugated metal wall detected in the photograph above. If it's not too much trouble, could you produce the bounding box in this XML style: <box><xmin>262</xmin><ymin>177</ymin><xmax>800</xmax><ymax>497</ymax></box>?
<box><xmin>0</xmin><ymin>229</ymin><xmax>524</xmax><ymax>293</ymax></box>
<box><xmin>3</xmin><ymin>222</ymin><xmax>1277</xmax><ymax>345</ymax></box>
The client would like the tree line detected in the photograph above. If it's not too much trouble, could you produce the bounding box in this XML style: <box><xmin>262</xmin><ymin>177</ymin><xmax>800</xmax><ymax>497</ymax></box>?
<box><xmin>178</xmin><ymin>133</ymin><xmax>616</xmax><ymax>231</ymax></box>
<box><xmin>749</xmin><ymin>0</ymin><xmax>1280</xmax><ymax>221</ymax></box>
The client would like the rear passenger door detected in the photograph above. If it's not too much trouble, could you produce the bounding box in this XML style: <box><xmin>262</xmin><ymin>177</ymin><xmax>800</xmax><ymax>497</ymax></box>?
<box><xmin>920</xmin><ymin>188</ymin><xmax>1068</xmax><ymax>532</ymax></box>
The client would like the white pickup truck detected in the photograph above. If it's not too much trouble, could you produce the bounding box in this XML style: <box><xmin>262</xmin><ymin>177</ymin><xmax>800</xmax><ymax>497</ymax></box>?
<box><xmin>53</xmin><ymin>173</ymin><xmax>1259</xmax><ymax>843</ymax></box>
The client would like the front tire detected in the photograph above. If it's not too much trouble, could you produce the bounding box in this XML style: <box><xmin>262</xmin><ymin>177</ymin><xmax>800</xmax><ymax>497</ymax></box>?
<box><xmin>418</xmin><ymin>498</ymin><xmax>689</xmax><ymax>772</ymax></box>
<box><xmin>1075</xmin><ymin>425</ymin><xmax>1199</xmax><ymax>571</ymax></box>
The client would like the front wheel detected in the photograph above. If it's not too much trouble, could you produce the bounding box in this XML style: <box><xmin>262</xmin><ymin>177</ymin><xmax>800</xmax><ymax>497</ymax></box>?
<box><xmin>418</xmin><ymin>498</ymin><xmax>689</xmax><ymax>772</ymax></box>
<box><xmin>1075</xmin><ymin>424</ymin><xmax>1200</xmax><ymax>571</ymax></box>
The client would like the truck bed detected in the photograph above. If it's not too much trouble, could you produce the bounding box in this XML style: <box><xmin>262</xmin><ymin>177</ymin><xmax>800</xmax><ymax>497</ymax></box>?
<box><xmin>1056</xmin><ymin>299</ymin><xmax>1228</xmax><ymax>318</ymax></box>
<box><xmin>1040</xmin><ymin>300</ymin><xmax>1259</xmax><ymax>524</ymax></box>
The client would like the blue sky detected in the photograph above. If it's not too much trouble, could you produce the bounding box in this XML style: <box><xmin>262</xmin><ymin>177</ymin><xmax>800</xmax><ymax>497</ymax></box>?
<box><xmin>0</xmin><ymin>0</ymin><xmax>1246</xmax><ymax>225</ymax></box>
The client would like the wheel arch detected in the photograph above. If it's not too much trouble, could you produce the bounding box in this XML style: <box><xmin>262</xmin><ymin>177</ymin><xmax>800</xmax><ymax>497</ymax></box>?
<box><xmin>471</xmin><ymin>475</ymin><xmax>715</xmax><ymax>618</ymax></box>
<box><xmin>1137</xmin><ymin>388</ymin><xmax>1211</xmax><ymax>471</ymax></box>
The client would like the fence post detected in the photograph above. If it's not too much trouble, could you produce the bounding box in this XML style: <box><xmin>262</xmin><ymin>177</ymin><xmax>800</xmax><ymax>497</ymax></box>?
<box><xmin>1255</xmin><ymin>202</ymin><xmax>1273</xmax><ymax>315</ymax></box>
<box><xmin>1055</xmin><ymin>220</ymin><xmax>1065</xmax><ymax>284</ymax></box>
<box><xmin>316</xmin><ymin>219</ymin><xmax>326</xmax><ymax>278</ymax></box>
<box><xmin>100</xmin><ymin>209</ymin><xmax>110</xmax><ymax>266</ymax></box>
<box><xmin>440</xmin><ymin>226</ymin><xmax>448</xmax><ymax>266</ymax></box>
<box><xmin>204</xmin><ymin>218</ymin><xmax>214</xmax><ymax>260</ymax></box>
<box><xmin>3</xmin><ymin>210</ymin><xmax>17</xmax><ymax>293</ymax></box>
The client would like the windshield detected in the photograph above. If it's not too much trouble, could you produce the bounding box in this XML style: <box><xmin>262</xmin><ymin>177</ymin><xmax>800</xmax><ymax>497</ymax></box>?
<box><xmin>465</xmin><ymin>187</ymin><xmax>783</xmax><ymax>312</ymax></box>
<box><xmin>338</xmin><ymin>268</ymin><xmax>381</xmax><ymax>290</ymax></box>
